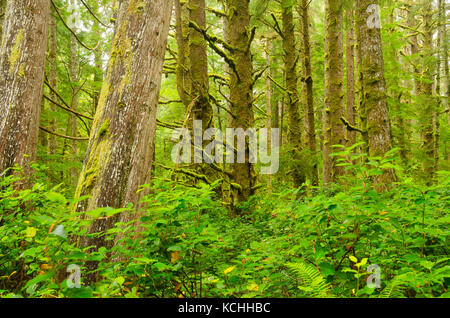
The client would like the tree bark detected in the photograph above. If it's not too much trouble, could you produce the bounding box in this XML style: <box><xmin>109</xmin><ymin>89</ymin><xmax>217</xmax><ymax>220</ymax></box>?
<box><xmin>282</xmin><ymin>4</ymin><xmax>305</xmax><ymax>188</ymax></box>
<box><xmin>323</xmin><ymin>0</ymin><xmax>346</xmax><ymax>184</ymax></box>
<box><xmin>299</xmin><ymin>0</ymin><xmax>318</xmax><ymax>186</ymax></box>
<box><xmin>175</xmin><ymin>0</ymin><xmax>191</xmax><ymax>108</ymax></box>
<box><xmin>74</xmin><ymin>0</ymin><xmax>173</xmax><ymax>283</ymax></box>
<box><xmin>225</xmin><ymin>0</ymin><xmax>256</xmax><ymax>210</ymax></box>
<box><xmin>0</xmin><ymin>0</ymin><xmax>50</xmax><ymax>179</ymax></box>
<box><xmin>356</xmin><ymin>0</ymin><xmax>396</xmax><ymax>188</ymax></box>
<box><xmin>48</xmin><ymin>5</ymin><xmax>58</xmax><ymax>155</ymax></box>
<box><xmin>345</xmin><ymin>7</ymin><xmax>357</xmax><ymax>148</ymax></box>
<box><xmin>70</xmin><ymin>32</ymin><xmax>79</xmax><ymax>183</ymax></box>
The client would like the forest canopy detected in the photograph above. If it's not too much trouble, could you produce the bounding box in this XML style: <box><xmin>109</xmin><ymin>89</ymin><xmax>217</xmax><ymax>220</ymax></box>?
<box><xmin>0</xmin><ymin>0</ymin><xmax>448</xmax><ymax>299</ymax></box>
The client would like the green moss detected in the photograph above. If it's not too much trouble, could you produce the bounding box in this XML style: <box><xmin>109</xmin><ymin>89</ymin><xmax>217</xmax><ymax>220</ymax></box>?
<box><xmin>8</xmin><ymin>29</ymin><xmax>24</xmax><ymax>75</ymax></box>
<box><xmin>18</xmin><ymin>64</ymin><xmax>25</xmax><ymax>77</ymax></box>
<box><xmin>83</xmin><ymin>167</ymin><xmax>98</xmax><ymax>189</ymax></box>
<box><xmin>98</xmin><ymin>119</ymin><xmax>110</xmax><ymax>138</ymax></box>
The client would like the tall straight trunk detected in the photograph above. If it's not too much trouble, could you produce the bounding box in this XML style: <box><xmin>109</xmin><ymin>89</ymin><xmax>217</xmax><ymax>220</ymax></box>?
<box><xmin>299</xmin><ymin>0</ymin><xmax>318</xmax><ymax>186</ymax></box>
<box><xmin>435</xmin><ymin>0</ymin><xmax>443</xmax><ymax>174</ymax></box>
<box><xmin>265</xmin><ymin>39</ymin><xmax>272</xmax><ymax>194</ymax></box>
<box><xmin>441</xmin><ymin>0</ymin><xmax>449</xmax><ymax>161</ymax></box>
<box><xmin>0</xmin><ymin>0</ymin><xmax>50</xmax><ymax>179</ymax></box>
<box><xmin>48</xmin><ymin>5</ymin><xmax>58</xmax><ymax>155</ymax></box>
<box><xmin>74</xmin><ymin>0</ymin><xmax>173</xmax><ymax>284</ymax></box>
<box><xmin>345</xmin><ymin>7</ymin><xmax>357</xmax><ymax>147</ymax></box>
<box><xmin>420</xmin><ymin>3</ymin><xmax>435</xmax><ymax>181</ymax></box>
<box><xmin>356</xmin><ymin>0</ymin><xmax>396</xmax><ymax>188</ymax></box>
<box><xmin>175</xmin><ymin>0</ymin><xmax>191</xmax><ymax>108</ymax></box>
<box><xmin>70</xmin><ymin>33</ymin><xmax>79</xmax><ymax>183</ymax></box>
<box><xmin>189</xmin><ymin>0</ymin><xmax>213</xmax><ymax>138</ymax></box>
<box><xmin>282</xmin><ymin>4</ymin><xmax>305</xmax><ymax>188</ymax></box>
<box><xmin>225</xmin><ymin>0</ymin><xmax>256</xmax><ymax>209</ymax></box>
<box><xmin>388</xmin><ymin>11</ymin><xmax>408</xmax><ymax>166</ymax></box>
<box><xmin>91</xmin><ymin>1</ymin><xmax>103</xmax><ymax>114</ymax></box>
<box><xmin>323</xmin><ymin>0</ymin><xmax>346</xmax><ymax>184</ymax></box>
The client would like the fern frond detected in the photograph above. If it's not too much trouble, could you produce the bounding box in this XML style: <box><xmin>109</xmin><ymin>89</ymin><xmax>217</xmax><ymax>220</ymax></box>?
<box><xmin>287</xmin><ymin>262</ymin><xmax>334</xmax><ymax>298</ymax></box>
<box><xmin>379</xmin><ymin>274</ymin><xmax>409</xmax><ymax>298</ymax></box>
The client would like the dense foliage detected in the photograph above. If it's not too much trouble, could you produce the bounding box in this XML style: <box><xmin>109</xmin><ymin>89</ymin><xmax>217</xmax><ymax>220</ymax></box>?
<box><xmin>1</xmin><ymin>154</ymin><xmax>448</xmax><ymax>298</ymax></box>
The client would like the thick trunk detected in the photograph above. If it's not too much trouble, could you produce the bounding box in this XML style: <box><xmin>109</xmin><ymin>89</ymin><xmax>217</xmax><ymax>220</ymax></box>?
<box><xmin>0</xmin><ymin>0</ymin><xmax>50</xmax><ymax>179</ymax></box>
<box><xmin>299</xmin><ymin>0</ymin><xmax>318</xmax><ymax>186</ymax></box>
<box><xmin>74</xmin><ymin>0</ymin><xmax>173</xmax><ymax>283</ymax></box>
<box><xmin>225</xmin><ymin>0</ymin><xmax>256</xmax><ymax>209</ymax></box>
<box><xmin>323</xmin><ymin>0</ymin><xmax>346</xmax><ymax>184</ymax></box>
<box><xmin>282</xmin><ymin>5</ymin><xmax>305</xmax><ymax>188</ymax></box>
<box><xmin>356</xmin><ymin>0</ymin><xmax>396</xmax><ymax>188</ymax></box>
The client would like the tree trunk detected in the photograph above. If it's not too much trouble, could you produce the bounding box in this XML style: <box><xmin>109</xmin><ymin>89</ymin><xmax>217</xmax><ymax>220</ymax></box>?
<box><xmin>189</xmin><ymin>0</ymin><xmax>214</xmax><ymax>166</ymax></box>
<box><xmin>225</xmin><ymin>0</ymin><xmax>256</xmax><ymax>210</ymax></box>
<box><xmin>48</xmin><ymin>5</ymin><xmax>58</xmax><ymax>155</ymax></box>
<box><xmin>74</xmin><ymin>0</ymin><xmax>173</xmax><ymax>284</ymax></box>
<box><xmin>265</xmin><ymin>39</ymin><xmax>272</xmax><ymax>194</ymax></box>
<box><xmin>282</xmin><ymin>4</ymin><xmax>305</xmax><ymax>188</ymax></box>
<box><xmin>0</xmin><ymin>0</ymin><xmax>50</xmax><ymax>179</ymax></box>
<box><xmin>70</xmin><ymin>32</ymin><xmax>79</xmax><ymax>183</ymax></box>
<box><xmin>323</xmin><ymin>0</ymin><xmax>346</xmax><ymax>184</ymax></box>
<box><xmin>420</xmin><ymin>3</ymin><xmax>436</xmax><ymax>181</ymax></box>
<box><xmin>345</xmin><ymin>7</ymin><xmax>357</xmax><ymax>148</ymax></box>
<box><xmin>356</xmin><ymin>0</ymin><xmax>396</xmax><ymax>188</ymax></box>
<box><xmin>299</xmin><ymin>0</ymin><xmax>318</xmax><ymax>186</ymax></box>
<box><xmin>175</xmin><ymin>0</ymin><xmax>191</xmax><ymax>108</ymax></box>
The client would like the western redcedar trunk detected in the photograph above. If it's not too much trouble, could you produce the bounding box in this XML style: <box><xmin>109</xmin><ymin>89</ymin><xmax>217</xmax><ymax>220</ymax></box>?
<box><xmin>323</xmin><ymin>0</ymin><xmax>346</xmax><ymax>184</ymax></box>
<box><xmin>0</xmin><ymin>0</ymin><xmax>50</xmax><ymax>179</ymax></box>
<box><xmin>73</xmin><ymin>0</ymin><xmax>173</xmax><ymax>283</ymax></box>
<box><xmin>282</xmin><ymin>4</ymin><xmax>305</xmax><ymax>188</ymax></box>
<box><xmin>356</xmin><ymin>0</ymin><xmax>396</xmax><ymax>188</ymax></box>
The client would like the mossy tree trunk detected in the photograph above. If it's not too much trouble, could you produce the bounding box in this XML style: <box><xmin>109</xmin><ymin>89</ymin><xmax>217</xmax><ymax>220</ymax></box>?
<box><xmin>419</xmin><ymin>3</ymin><xmax>436</xmax><ymax>181</ymax></box>
<box><xmin>282</xmin><ymin>4</ymin><xmax>305</xmax><ymax>188</ymax></box>
<box><xmin>175</xmin><ymin>0</ymin><xmax>191</xmax><ymax>108</ymax></box>
<box><xmin>189</xmin><ymin>0</ymin><xmax>214</xmax><ymax>165</ymax></box>
<box><xmin>74</xmin><ymin>0</ymin><xmax>173</xmax><ymax>283</ymax></box>
<box><xmin>299</xmin><ymin>0</ymin><xmax>318</xmax><ymax>186</ymax></box>
<box><xmin>323</xmin><ymin>0</ymin><xmax>346</xmax><ymax>184</ymax></box>
<box><xmin>356</xmin><ymin>0</ymin><xmax>396</xmax><ymax>188</ymax></box>
<box><xmin>225</xmin><ymin>0</ymin><xmax>256</xmax><ymax>211</ymax></box>
<box><xmin>92</xmin><ymin>1</ymin><xmax>104</xmax><ymax>114</ymax></box>
<box><xmin>70</xmin><ymin>32</ymin><xmax>79</xmax><ymax>184</ymax></box>
<box><xmin>345</xmin><ymin>6</ymin><xmax>357</xmax><ymax>148</ymax></box>
<box><xmin>0</xmin><ymin>0</ymin><xmax>5</xmax><ymax>36</ymax></box>
<box><xmin>0</xmin><ymin>0</ymin><xmax>50</xmax><ymax>179</ymax></box>
<box><xmin>48</xmin><ymin>5</ymin><xmax>58</xmax><ymax>155</ymax></box>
